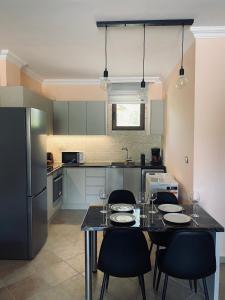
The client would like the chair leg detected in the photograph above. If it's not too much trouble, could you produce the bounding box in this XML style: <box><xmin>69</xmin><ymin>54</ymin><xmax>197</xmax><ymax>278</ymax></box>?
<box><xmin>202</xmin><ymin>278</ymin><xmax>209</xmax><ymax>300</ymax></box>
<box><xmin>194</xmin><ymin>279</ymin><xmax>197</xmax><ymax>293</ymax></box>
<box><xmin>105</xmin><ymin>274</ymin><xmax>109</xmax><ymax>290</ymax></box>
<box><xmin>138</xmin><ymin>275</ymin><xmax>146</xmax><ymax>300</ymax></box>
<box><xmin>149</xmin><ymin>241</ymin><xmax>154</xmax><ymax>256</ymax></box>
<box><xmin>156</xmin><ymin>271</ymin><xmax>162</xmax><ymax>291</ymax></box>
<box><xmin>99</xmin><ymin>273</ymin><xmax>108</xmax><ymax>300</ymax></box>
<box><xmin>189</xmin><ymin>280</ymin><xmax>193</xmax><ymax>290</ymax></box>
<box><xmin>162</xmin><ymin>275</ymin><xmax>168</xmax><ymax>300</ymax></box>
<box><xmin>153</xmin><ymin>246</ymin><xmax>159</xmax><ymax>289</ymax></box>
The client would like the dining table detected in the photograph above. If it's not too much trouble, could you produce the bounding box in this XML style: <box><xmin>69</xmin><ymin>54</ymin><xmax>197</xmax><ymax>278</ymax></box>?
<box><xmin>81</xmin><ymin>204</ymin><xmax>224</xmax><ymax>300</ymax></box>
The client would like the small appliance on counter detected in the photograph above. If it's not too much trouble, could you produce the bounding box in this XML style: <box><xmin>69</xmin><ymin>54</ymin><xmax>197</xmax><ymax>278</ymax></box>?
<box><xmin>62</xmin><ymin>151</ymin><xmax>85</xmax><ymax>164</ymax></box>
<box><xmin>151</xmin><ymin>148</ymin><xmax>162</xmax><ymax>165</ymax></box>
<box><xmin>140</xmin><ymin>153</ymin><xmax>145</xmax><ymax>166</ymax></box>
<box><xmin>146</xmin><ymin>173</ymin><xmax>178</xmax><ymax>199</ymax></box>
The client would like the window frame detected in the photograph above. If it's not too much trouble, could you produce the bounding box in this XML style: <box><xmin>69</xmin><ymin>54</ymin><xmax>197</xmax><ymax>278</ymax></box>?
<box><xmin>112</xmin><ymin>103</ymin><xmax>145</xmax><ymax>131</ymax></box>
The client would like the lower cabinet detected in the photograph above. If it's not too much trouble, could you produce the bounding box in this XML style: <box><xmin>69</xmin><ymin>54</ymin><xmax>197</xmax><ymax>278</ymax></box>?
<box><xmin>62</xmin><ymin>167</ymin><xmax>142</xmax><ymax>209</ymax></box>
<box><xmin>63</xmin><ymin>168</ymin><xmax>86</xmax><ymax>209</ymax></box>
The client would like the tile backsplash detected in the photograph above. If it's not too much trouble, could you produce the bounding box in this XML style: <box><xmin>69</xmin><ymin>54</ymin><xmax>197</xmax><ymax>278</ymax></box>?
<box><xmin>47</xmin><ymin>134</ymin><xmax>161</xmax><ymax>163</ymax></box>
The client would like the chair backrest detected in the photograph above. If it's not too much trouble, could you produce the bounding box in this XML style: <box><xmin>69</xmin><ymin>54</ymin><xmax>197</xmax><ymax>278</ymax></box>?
<box><xmin>108</xmin><ymin>189</ymin><xmax>136</xmax><ymax>204</ymax></box>
<box><xmin>98</xmin><ymin>229</ymin><xmax>151</xmax><ymax>277</ymax></box>
<box><xmin>162</xmin><ymin>231</ymin><xmax>216</xmax><ymax>279</ymax></box>
<box><xmin>155</xmin><ymin>191</ymin><xmax>178</xmax><ymax>205</ymax></box>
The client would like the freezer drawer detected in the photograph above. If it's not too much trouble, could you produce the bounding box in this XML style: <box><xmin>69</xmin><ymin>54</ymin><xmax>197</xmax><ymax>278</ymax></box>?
<box><xmin>28</xmin><ymin>188</ymin><xmax>48</xmax><ymax>259</ymax></box>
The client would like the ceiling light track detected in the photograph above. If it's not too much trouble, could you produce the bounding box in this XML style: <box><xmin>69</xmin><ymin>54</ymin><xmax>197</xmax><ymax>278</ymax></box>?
<box><xmin>96</xmin><ymin>19</ymin><xmax>194</xmax><ymax>28</ymax></box>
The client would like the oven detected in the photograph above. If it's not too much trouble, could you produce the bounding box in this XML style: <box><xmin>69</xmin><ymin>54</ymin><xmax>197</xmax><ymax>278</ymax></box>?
<box><xmin>53</xmin><ymin>169</ymin><xmax>63</xmax><ymax>205</ymax></box>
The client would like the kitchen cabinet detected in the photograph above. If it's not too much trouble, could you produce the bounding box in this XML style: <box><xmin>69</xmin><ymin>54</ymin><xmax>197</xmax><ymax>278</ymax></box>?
<box><xmin>0</xmin><ymin>86</ymin><xmax>53</xmax><ymax>134</ymax></box>
<box><xmin>85</xmin><ymin>168</ymin><xmax>106</xmax><ymax>205</ymax></box>
<box><xmin>106</xmin><ymin>168</ymin><xmax>124</xmax><ymax>194</ymax></box>
<box><xmin>123</xmin><ymin>168</ymin><xmax>141</xmax><ymax>200</ymax></box>
<box><xmin>53</xmin><ymin>101</ymin><xmax>106</xmax><ymax>135</ymax></box>
<box><xmin>86</xmin><ymin>101</ymin><xmax>106</xmax><ymax>135</ymax></box>
<box><xmin>150</xmin><ymin>100</ymin><xmax>164</xmax><ymax>135</ymax></box>
<box><xmin>63</xmin><ymin>168</ymin><xmax>86</xmax><ymax>209</ymax></box>
<box><xmin>53</xmin><ymin>101</ymin><xmax>68</xmax><ymax>135</ymax></box>
<box><xmin>68</xmin><ymin>102</ymin><xmax>86</xmax><ymax>135</ymax></box>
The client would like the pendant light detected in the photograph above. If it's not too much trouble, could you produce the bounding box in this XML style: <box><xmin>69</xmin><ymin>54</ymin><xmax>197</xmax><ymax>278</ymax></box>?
<box><xmin>176</xmin><ymin>25</ymin><xmax>188</xmax><ymax>89</ymax></box>
<box><xmin>100</xmin><ymin>25</ymin><xmax>109</xmax><ymax>90</ymax></box>
<box><xmin>140</xmin><ymin>24</ymin><xmax>146</xmax><ymax>101</ymax></box>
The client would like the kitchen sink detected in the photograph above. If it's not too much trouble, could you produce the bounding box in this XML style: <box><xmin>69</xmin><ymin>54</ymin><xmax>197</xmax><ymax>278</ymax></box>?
<box><xmin>111</xmin><ymin>161</ymin><xmax>135</xmax><ymax>167</ymax></box>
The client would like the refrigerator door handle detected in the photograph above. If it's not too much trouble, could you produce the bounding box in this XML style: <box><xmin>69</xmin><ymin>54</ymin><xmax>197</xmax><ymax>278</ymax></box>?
<box><xmin>30</xmin><ymin>187</ymin><xmax>47</xmax><ymax>199</ymax></box>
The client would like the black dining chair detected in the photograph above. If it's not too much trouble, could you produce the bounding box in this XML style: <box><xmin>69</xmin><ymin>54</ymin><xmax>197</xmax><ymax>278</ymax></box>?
<box><xmin>108</xmin><ymin>189</ymin><xmax>136</xmax><ymax>204</ymax></box>
<box><xmin>98</xmin><ymin>229</ymin><xmax>151</xmax><ymax>300</ymax></box>
<box><xmin>148</xmin><ymin>191</ymin><xmax>178</xmax><ymax>288</ymax></box>
<box><xmin>155</xmin><ymin>231</ymin><xmax>216</xmax><ymax>300</ymax></box>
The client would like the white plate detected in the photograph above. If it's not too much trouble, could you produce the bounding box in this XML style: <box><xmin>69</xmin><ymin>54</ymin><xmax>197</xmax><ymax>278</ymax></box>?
<box><xmin>111</xmin><ymin>203</ymin><xmax>134</xmax><ymax>212</ymax></box>
<box><xmin>110</xmin><ymin>213</ymin><xmax>136</xmax><ymax>224</ymax></box>
<box><xmin>158</xmin><ymin>204</ymin><xmax>183</xmax><ymax>213</ymax></box>
<box><xmin>163</xmin><ymin>213</ymin><xmax>191</xmax><ymax>224</ymax></box>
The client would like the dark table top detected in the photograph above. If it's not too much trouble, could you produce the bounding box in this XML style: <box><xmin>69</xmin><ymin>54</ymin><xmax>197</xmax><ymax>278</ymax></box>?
<box><xmin>81</xmin><ymin>204</ymin><xmax>224</xmax><ymax>232</ymax></box>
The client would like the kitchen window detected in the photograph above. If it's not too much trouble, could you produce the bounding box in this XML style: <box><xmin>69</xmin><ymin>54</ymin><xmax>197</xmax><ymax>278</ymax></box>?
<box><xmin>112</xmin><ymin>103</ymin><xmax>145</xmax><ymax>130</ymax></box>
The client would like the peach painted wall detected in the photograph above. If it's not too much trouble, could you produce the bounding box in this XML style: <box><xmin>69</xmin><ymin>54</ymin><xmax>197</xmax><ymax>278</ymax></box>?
<box><xmin>20</xmin><ymin>71</ymin><xmax>42</xmax><ymax>95</ymax></box>
<box><xmin>0</xmin><ymin>59</ymin><xmax>7</xmax><ymax>86</ymax></box>
<box><xmin>194</xmin><ymin>38</ymin><xmax>225</xmax><ymax>256</ymax></box>
<box><xmin>164</xmin><ymin>44</ymin><xmax>195</xmax><ymax>201</ymax></box>
<box><xmin>6</xmin><ymin>61</ymin><xmax>21</xmax><ymax>86</ymax></box>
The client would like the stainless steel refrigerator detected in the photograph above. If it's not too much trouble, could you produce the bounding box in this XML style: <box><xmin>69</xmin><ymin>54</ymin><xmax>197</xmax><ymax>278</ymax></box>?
<box><xmin>0</xmin><ymin>107</ymin><xmax>48</xmax><ymax>259</ymax></box>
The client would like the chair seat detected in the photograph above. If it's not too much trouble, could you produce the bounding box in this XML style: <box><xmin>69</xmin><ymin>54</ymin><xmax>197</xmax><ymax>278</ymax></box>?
<box><xmin>148</xmin><ymin>232</ymin><xmax>173</xmax><ymax>248</ymax></box>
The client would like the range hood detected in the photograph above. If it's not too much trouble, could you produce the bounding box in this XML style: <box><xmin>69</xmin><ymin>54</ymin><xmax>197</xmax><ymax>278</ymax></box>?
<box><xmin>107</xmin><ymin>82</ymin><xmax>148</xmax><ymax>104</ymax></box>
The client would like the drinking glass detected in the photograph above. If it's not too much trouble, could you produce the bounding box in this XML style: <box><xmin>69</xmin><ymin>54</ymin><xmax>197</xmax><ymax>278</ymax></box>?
<box><xmin>149</xmin><ymin>192</ymin><xmax>157</xmax><ymax>214</ymax></box>
<box><xmin>99</xmin><ymin>190</ymin><xmax>108</xmax><ymax>214</ymax></box>
<box><xmin>138</xmin><ymin>192</ymin><xmax>147</xmax><ymax>218</ymax></box>
<box><xmin>190</xmin><ymin>191</ymin><xmax>200</xmax><ymax>218</ymax></box>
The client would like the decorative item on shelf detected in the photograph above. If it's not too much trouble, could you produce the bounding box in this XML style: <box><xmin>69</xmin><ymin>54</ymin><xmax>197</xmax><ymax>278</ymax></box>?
<box><xmin>100</xmin><ymin>25</ymin><xmax>110</xmax><ymax>90</ymax></box>
<box><xmin>176</xmin><ymin>25</ymin><xmax>188</xmax><ymax>89</ymax></box>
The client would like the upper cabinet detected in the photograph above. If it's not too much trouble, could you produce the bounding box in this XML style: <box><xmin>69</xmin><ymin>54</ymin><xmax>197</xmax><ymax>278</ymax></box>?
<box><xmin>86</xmin><ymin>101</ymin><xmax>106</xmax><ymax>135</ymax></box>
<box><xmin>53</xmin><ymin>101</ymin><xmax>68</xmax><ymax>135</ymax></box>
<box><xmin>69</xmin><ymin>102</ymin><xmax>86</xmax><ymax>135</ymax></box>
<box><xmin>53</xmin><ymin>101</ymin><xmax>106</xmax><ymax>135</ymax></box>
<box><xmin>150</xmin><ymin>100</ymin><xmax>164</xmax><ymax>135</ymax></box>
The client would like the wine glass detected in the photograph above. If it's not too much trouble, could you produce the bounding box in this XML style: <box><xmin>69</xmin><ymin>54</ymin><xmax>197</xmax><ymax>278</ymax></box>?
<box><xmin>138</xmin><ymin>192</ymin><xmax>147</xmax><ymax>218</ymax></box>
<box><xmin>99</xmin><ymin>190</ymin><xmax>108</xmax><ymax>214</ymax></box>
<box><xmin>149</xmin><ymin>192</ymin><xmax>157</xmax><ymax>214</ymax></box>
<box><xmin>190</xmin><ymin>191</ymin><xmax>200</xmax><ymax>218</ymax></box>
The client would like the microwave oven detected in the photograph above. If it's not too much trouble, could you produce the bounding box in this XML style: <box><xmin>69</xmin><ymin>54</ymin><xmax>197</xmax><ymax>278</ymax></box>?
<box><xmin>62</xmin><ymin>152</ymin><xmax>85</xmax><ymax>164</ymax></box>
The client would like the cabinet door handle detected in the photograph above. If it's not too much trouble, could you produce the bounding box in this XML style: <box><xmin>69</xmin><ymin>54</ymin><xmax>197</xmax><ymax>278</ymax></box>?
<box><xmin>54</xmin><ymin>175</ymin><xmax>63</xmax><ymax>183</ymax></box>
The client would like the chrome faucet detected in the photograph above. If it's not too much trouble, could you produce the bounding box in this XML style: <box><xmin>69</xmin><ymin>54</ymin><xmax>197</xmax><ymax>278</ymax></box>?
<box><xmin>121</xmin><ymin>147</ymin><xmax>129</xmax><ymax>161</ymax></box>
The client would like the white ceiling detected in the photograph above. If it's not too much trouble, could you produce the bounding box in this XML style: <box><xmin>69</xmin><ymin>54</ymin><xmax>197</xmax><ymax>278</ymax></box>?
<box><xmin>0</xmin><ymin>0</ymin><xmax>225</xmax><ymax>80</ymax></box>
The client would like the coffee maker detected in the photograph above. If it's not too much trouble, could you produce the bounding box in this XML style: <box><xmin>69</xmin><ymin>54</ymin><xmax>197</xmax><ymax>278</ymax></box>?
<box><xmin>151</xmin><ymin>148</ymin><xmax>162</xmax><ymax>165</ymax></box>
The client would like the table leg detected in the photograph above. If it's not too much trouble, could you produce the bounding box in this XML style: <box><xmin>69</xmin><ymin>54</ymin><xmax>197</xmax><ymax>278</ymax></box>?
<box><xmin>208</xmin><ymin>232</ymin><xmax>221</xmax><ymax>300</ymax></box>
<box><xmin>92</xmin><ymin>231</ymin><xmax>97</xmax><ymax>273</ymax></box>
<box><xmin>85</xmin><ymin>231</ymin><xmax>92</xmax><ymax>300</ymax></box>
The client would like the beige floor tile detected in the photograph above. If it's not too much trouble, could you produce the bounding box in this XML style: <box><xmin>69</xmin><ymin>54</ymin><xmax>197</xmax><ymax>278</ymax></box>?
<box><xmin>7</xmin><ymin>273</ymin><xmax>50</xmax><ymax>300</ymax></box>
<box><xmin>38</xmin><ymin>261</ymin><xmax>77</xmax><ymax>287</ymax></box>
<box><xmin>0</xmin><ymin>287</ymin><xmax>15</xmax><ymax>300</ymax></box>
<box><xmin>65</xmin><ymin>252</ymin><xmax>85</xmax><ymax>274</ymax></box>
<box><xmin>0</xmin><ymin>261</ymin><xmax>29</xmax><ymax>279</ymax></box>
<box><xmin>3</xmin><ymin>263</ymin><xmax>36</xmax><ymax>287</ymax></box>
<box><xmin>27</xmin><ymin>286</ymin><xmax>74</xmax><ymax>300</ymax></box>
<box><xmin>31</xmin><ymin>249</ymin><xmax>62</xmax><ymax>271</ymax></box>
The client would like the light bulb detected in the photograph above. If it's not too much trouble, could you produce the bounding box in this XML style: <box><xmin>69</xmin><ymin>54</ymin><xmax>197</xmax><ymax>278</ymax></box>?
<box><xmin>176</xmin><ymin>75</ymin><xmax>188</xmax><ymax>89</ymax></box>
<box><xmin>176</xmin><ymin>67</ymin><xmax>188</xmax><ymax>89</ymax></box>
<box><xmin>100</xmin><ymin>69</ymin><xmax>109</xmax><ymax>90</ymax></box>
